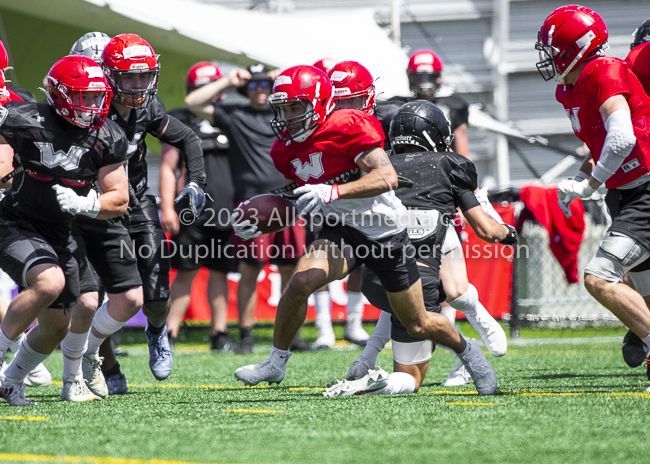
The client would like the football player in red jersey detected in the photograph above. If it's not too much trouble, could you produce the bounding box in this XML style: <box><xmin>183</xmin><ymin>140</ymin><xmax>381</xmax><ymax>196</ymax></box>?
<box><xmin>232</xmin><ymin>65</ymin><xmax>497</xmax><ymax>395</ymax></box>
<box><xmin>537</xmin><ymin>6</ymin><xmax>650</xmax><ymax>392</ymax></box>
<box><xmin>0</xmin><ymin>55</ymin><xmax>130</xmax><ymax>405</ymax></box>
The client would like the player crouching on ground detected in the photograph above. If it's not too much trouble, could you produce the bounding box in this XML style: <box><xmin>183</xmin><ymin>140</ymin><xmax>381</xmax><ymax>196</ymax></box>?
<box><xmin>537</xmin><ymin>6</ymin><xmax>650</xmax><ymax>392</ymax></box>
<box><xmin>232</xmin><ymin>65</ymin><xmax>498</xmax><ymax>395</ymax></box>
<box><xmin>325</xmin><ymin>101</ymin><xmax>515</xmax><ymax>396</ymax></box>
<box><xmin>0</xmin><ymin>55</ymin><xmax>130</xmax><ymax>405</ymax></box>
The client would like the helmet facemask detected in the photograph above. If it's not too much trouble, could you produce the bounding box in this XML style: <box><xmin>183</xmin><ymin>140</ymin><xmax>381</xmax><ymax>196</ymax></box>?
<box><xmin>106</xmin><ymin>66</ymin><xmax>159</xmax><ymax>108</ymax></box>
<box><xmin>269</xmin><ymin>95</ymin><xmax>320</xmax><ymax>143</ymax></box>
<box><xmin>408</xmin><ymin>71</ymin><xmax>442</xmax><ymax>97</ymax></box>
<box><xmin>44</xmin><ymin>76</ymin><xmax>111</xmax><ymax>129</ymax></box>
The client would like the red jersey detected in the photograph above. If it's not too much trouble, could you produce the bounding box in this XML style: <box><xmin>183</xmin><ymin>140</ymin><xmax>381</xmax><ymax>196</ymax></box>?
<box><xmin>0</xmin><ymin>87</ymin><xmax>22</xmax><ymax>106</ymax></box>
<box><xmin>271</xmin><ymin>109</ymin><xmax>406</xmax><ymax>239</ymax></box>
<box><xmin>271</xmin><ymin>109</ymin><xmax>384</xmax><ymax>185</ymax></box>
<box><xmin>556</xmin><ymin>56</ymin><xmax>650</xmax><ymax>189</ymax></box>
<box><xmin>627</xmin><ymin>42</ymin><xmax>650</xmax><ymax>97</ymax></box>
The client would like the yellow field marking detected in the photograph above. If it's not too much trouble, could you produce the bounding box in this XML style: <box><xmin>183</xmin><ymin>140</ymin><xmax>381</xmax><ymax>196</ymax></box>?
<box><xmin>0</xmin><ymin>416</ymin><xmax>50</xmax><ymax>421</ymax></box>
<box><xmin>52</xmin><ymin>381</ymin><xmax>63</xmax><ymax>385</ymax></box>
<box><xmin>0</xmin><ymin>454</ymin><xmax>242</xmax><ymax>464</ymax></box>
<box><xmin>227</xmin><ymin>409</ymin><xmax>284</xmax><ymax>413</ymax></box>
<box><xmin>129</xmin><ymin>383</ymin><xmax>325</xmax><ymax>392</ymax></box>
<box><xmin>445</xmin><ymin>402</ymin><xmax>499</xmax><ymax>406</ymax></box>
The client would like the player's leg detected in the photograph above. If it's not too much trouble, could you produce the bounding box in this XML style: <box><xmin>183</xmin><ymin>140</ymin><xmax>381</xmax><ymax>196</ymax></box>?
<box><xmin>235</xmin><ymin>261</ymin><xmax>263</xmax><ymax>354</ymax></box>
<box><xmin>621</xmin><ymin>266</ymin><xmax>650</xmax><ymax>367</ymax></box>
<box><xmin>439</xmin><ymin>226</ymin><xmax>507</xmax><ymax>357</ymax></box>
<box><xmin>313</xmin><ymin>286</ymin><xmax>335</xmax><ymax>349</ymax></box>
<box><xmin>234</xmin><ymin>239</ymin><xmax>349</xmax><ymax>385</ymax></box>
<box><xmin>129</xmin><ymin>195</ymin><xmax>173</xmax><ymax>380</ymax></box>
<box><xmin>206</xmin><ymin>269</ymin><xmax>234</xmax><ymax>351</ymax></box>
<box><xmin>167</xmin><ymin>269</ymin><xmax>200</xmax><ymax>346</ymax></box>
<box><xmin>344</xmin><ymin>267</ymin><xmax>370</xmax><ymax>346</ymax></box>
<box><xmin>347</xmin><ymin>310</ymin><xmax>391</xmax><ymax>380</ymax></box>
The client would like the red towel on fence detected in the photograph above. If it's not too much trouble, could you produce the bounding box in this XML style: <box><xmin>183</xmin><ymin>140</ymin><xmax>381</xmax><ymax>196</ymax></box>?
<box><xmin>518</xmin><ymin>185</ymin><xmax>586</xmax><ymax>284</ymax></box>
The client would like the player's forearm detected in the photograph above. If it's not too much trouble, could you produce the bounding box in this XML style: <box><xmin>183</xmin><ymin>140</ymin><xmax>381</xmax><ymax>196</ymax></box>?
<box><xmin>185</xmin><ymin>77</ymin><xmax>230</xmax><ymax>108</ymax></box>
<box><xmin>465</xmin><ymin>207</ymin><xmax>509</xmax><ymax>243</ymax></box>
<box><xmin>159</xmin><ymin>165</ymin><xmax>178</xmax><ymax>212</ymax></box>
<box><xmin>338</xmin><ymin>167</ymin><xmax>398</xmax><ymax>199</ymax></box>
<box><xmin>96</xmin><ymin>190</ymin><xmax>129</xmax><ymax>219</ymax></box>
<box><xmin>159</xmin><ymin>118</ymin><xmax>207</xmax><ymax>190</ymax></box>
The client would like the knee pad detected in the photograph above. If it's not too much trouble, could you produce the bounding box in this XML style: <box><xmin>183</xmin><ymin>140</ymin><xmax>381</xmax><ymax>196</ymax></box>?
<box><xmin>392</xmin><ymin>340</ymin><xmax>433</xmax><ymax>365</ymax></box>
<box><xmin>585</xmin><ymin>233</ymin><xmax>650</xmax><ymax>282</ymax></box>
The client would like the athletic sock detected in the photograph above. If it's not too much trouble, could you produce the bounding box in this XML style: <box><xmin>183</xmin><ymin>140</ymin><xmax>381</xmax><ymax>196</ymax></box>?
<box><xmin>372</xmin><ymin>372</ymin><xmax>416</xmax><ymax>395</ymax></box>
<box><xmin>0</xmin><ymin>327</ymin><xmax>16</xmax><ymax>356</ymax></box>
<box><xmin>8</xmin><ymin>332</ymin><xmax>26</xmax><ymax>353</ymax></box>
<box><xmin>3</xmin><ymin>339</ymin><xmax>48</xmax><ymax>386</ymax></box>
<box><xmin>448</xmin><ymin>284</ymin><xmax>480</xmax><ymax>318</ymax></box>
<box><xmin>240</xmin><ymin>327</ymin><xmax>253</xmax><ymax>340</ymax></box>
<box><xmin>60</xmin><ymin>330</ymin><xmax>89</xmax><ymax>381</ymax></box>
<box><xmin>87</xmin><ymin>302</ymin><xmax>126</xmax><ymax>354</ymax></box>
<box><xmin>346</xmin><ymin>292</ymin><xmax>365</xmax><ymax>323</ymax></box>
<box><xmin>441</xmin><ymin>305</ymin><xmax>457</xmax><ymax>325</ymax></box>
<box><xmin>86</xmin><ymin>332</ymin><xmax>105</xmax><ymax>356</ymax></box>
<box><xmin>642</xmin><ymin>334</ymin><xmax>650</xmax><ymax>356</ymax></box>
<box><xmin>361</xmin><ymin>310</ymin><xmax>391</xmax><ymax>365</ymax></box>
<box><xmin>147</xmin><ymin>324</ymin><xmax>165</xmax><ymax>335</ymax></box>
<box><xmin>269</xmin><ymin>346</ymin><xmax>291</xmax><ymax>370</ymax></box>
<box><xmin>103</xmin><ymin>361</ymin><xmax>121</xmax><ymax>377</ymax></box>
<box><xmin>314</xmin><ymin>291</ymin><xmax>332</xmax><ymax>327</ymax></box>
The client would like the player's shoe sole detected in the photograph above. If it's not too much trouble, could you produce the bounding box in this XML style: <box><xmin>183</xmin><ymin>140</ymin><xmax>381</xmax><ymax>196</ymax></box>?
<box><xmin>324</xmin><ymin>368</ymin><xmax>389</xmax><ymax>397</ymax></box>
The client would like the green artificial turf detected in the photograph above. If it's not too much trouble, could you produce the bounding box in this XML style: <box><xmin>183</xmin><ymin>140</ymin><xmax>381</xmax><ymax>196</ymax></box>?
<box><xmin>1</xmin><ymin>324</ymin><xmax>648</xmax><ymax>464</ymax></box>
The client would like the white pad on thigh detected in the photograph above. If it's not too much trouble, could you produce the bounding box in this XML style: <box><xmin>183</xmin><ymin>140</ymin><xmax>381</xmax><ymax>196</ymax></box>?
<box><xmin>628</xmin><ymin>270</ymin><xmax>650</xmax><ymax>297</ymax></box>
<box><xmin>585</xmin><ymin>232</ymin><xmax>650</xmax><ymax>282</ymax></box>
<box><xmin>441</xmin><ymin>224</ymin><xmax>461</xmax><ymax>255</ymax></box>
<box><xmin>392</xmin><ymin>340</ymin><xmax>433</xmax><ymax>365</ymax></box>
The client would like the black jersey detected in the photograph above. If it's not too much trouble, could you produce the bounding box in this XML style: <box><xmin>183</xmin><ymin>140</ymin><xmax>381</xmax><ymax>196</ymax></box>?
<box><xmin>391</xmin><ymin>150</ymin><xmax>479</xmax><ymax>257</ymax></box>
<box><xmin>168</xmin><ymin>107</ymin><xmax>233</xmax><ymax>221</ymax></box>
<box><xmin>0</xmin><ymin>101</ymin><xmax>128</xmax><ymax>229</ymax></box>
<box><xmin>376</xmin><ymin>95</ymin><xmax>469</xmax><ymax>150</ymax></box>
<box><xmin>108</xmin><ymin>95</ymin><xmax>205</xmax><ymax>198</ymax></box>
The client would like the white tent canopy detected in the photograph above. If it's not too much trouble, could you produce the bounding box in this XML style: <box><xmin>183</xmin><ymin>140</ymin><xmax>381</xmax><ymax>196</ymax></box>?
<box><xmin>0</xmin><ymin>0</ymin><xmax>409</xmax><ymax>98</ymax></box>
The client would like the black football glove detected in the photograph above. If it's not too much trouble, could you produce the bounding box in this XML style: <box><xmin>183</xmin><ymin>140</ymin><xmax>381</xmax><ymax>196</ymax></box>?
<box><xmin>499</xmin><ymin>223</ymin><xmax>518</xmax><ymax>246</ymax></box>
<box><xmin>174</xmin><ymin>181</ymin><xmax>206</xmax><ymax>217</ymax></box>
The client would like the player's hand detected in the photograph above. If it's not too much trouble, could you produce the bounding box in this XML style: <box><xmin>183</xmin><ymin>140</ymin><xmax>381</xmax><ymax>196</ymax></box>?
<box><xmin>475</xmin><ymin>187</ymin><xmax>505</xmax><ymax>224</ymax></box>
<box><xmin>231</xmin><ymin>211</ymin><xmax>262</xmax><ymax>240</ymax></box>
<box><xmin>557</xmin><ymin>178</ymin><xmax>595</xmax><ymax>218</ymax></box>
<box><xmin>174</xmin><ymin>181</ymin><xmax>206</xmax><ymax>217</ymax></box>
<box><xmin>161</xmin><ymin>207</ymin><xmax>180</xmax><ymax>236</ymax></box>
<box><xmin>294</xmin><ymin>184</ymin><xmax>340</xmax><ymax>215</ymax></box>
<box><xmin>52</xmin><ymin>185</ymin><xmax>100</xmax><ymax>218</ymax></box>
<box><xmin>229</xmin><ymin>68</ymin><xmax>251</xmax><ymax>88</ymax></box>
<box><xmin>499</xmin><ymin>223</ymin><xmax>518</xmax><ymax>246</ymax></box>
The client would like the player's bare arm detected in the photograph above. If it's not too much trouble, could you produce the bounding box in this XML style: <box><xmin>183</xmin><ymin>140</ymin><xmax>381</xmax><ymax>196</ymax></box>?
<box><xmin>463</xmin><ymin>206</ymin><xmax>511</xmax><ymax>243</ymax></box>
<box><xmin>185</xmin><ymin>69</ymin><xmax>250</xmax><ymax>122</ymax></box>
<box><xmin>95</xmin><ymin>162</ymin><xmax>130</xmax><ymax>219</ymax></box>
<box><xmin>159</xmin><ymin>143</ymin><xmax>181</xmax><ymax>235</ymax></box>
<box><xmin>453</xmin><ymin>123</ymin><xmax>470</xmax><ymax>159</ymax></box>
<box><xmin>338</xmin><ymin>147</ymin><xmax>398</xmax><ymax>199</ymax></box>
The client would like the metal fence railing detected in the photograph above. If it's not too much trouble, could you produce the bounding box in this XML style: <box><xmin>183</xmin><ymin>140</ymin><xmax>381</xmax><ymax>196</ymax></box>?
<box><xmin>507</xmin><ymin>198</ymin><xmax>623</xmax><ymax>337</ymax></box>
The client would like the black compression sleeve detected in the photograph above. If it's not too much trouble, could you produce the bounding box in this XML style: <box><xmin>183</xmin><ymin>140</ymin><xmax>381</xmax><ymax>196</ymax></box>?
<box><xmin>457</xmin><ymin>190</ymin><xmax>480</xmax><ymax>212</ymax></box>
<box><xmin>159</xmin><ymin>115</ymin><xmax>206</xmax><ymax>189</ymax></box>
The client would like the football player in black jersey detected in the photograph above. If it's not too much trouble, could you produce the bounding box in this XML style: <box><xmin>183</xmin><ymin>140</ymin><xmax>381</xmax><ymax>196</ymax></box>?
<box><xmin>375</xmin><ymin>49</ymin><xmax>470</xmax><ymax>159</ymax></box>
<box><xmin>63</xmin><ymin>33</ymin><xmax>207</xmax><ymax>392</ymax></box>
<box><xmin>0</xmin><ymin>55</ymin><xmax>131</xmax><ymax>405</ymax></box>
<box><xmin>161</xmin><ymin>62</ymin><xmax>235</xmax><ymax>352</ymax></box>
<box><xmin>325</xmin><ymin>101</ymin><xmax>515</xmax><ymax>396</ymax></box>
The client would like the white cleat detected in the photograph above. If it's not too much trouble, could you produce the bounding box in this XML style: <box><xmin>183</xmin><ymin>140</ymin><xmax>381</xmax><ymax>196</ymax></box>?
<box><xmin>465</xmin><ymin>306</ymin><xmax>507</xmax><ymax>357</ymax></box>
<box><xmin>344</xmin><ymin>316</ymin><xmax>370</xmax><ymax>347</ymax></box>
<box><xmin>234</xmin><ymin>358</ymin><xmax>286</xmax><ymax>386</ymax></box>
<box><xmin>24</xmin><ymin>363</ymin><xmax>53</xmax><ymax>388</ymax></box>
<box><xmin>0</xmin><ymin>381</ymin><xmax>36</xmax><ymax>406</ymax></box>
<box><xmin>313</xmin><ymin>321</ymin><xmax>335</xmax><ymax>349</ymax></box>
<box><xmin>441</xmin><ymin>359</ymin><xmax>471</xmax><ymax>386</ymax></box>
<box><xmin>82</xmin><ymin>353</ymin><xmax>108</xmax><ymax>398</ymax></box>
<box><xmin>61</xmin><ymin>378</ymin><xmax>102</xmax><ymax>402</ymax></box>
<box><xmin>457</xmin><ymin>339</ymin><xmax>498</xmax><ymax>395</ymax></box>
<box><xmin>324</xmin><ymin>367</ymin><xmax>389</xmax><ymax>397</ymax></box>
<box><xmin>346</xmin><ymin>356</ymin><xmax>375</xmax><ymax>380</ymax></box>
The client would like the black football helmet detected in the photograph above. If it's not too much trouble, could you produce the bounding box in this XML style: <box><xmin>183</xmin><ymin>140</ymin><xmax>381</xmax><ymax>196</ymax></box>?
<box><xmin>388</xmin><ymin>100</ymin><xmax>454</xmax><ymax>154</ymax></box>
<box><xmin>631</xmin><ymin>18</ymin><xmax>650</xmax><ymax>50</ymax></box>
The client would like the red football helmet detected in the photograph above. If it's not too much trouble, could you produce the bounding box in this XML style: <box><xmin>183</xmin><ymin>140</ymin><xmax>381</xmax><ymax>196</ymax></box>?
<box><xmin>268</xmin><ymin>65</ymin><xmax>334</xmax><ymax>142</ymax></box>
<box><xmin>101</xmin><ymin>33</ymin><xmax>159</xmax><ymax>108</ymax></box>
<box><xmin>407</xmin><ymin>49</ymin><xmax>444</xmax><ymax>97</ymax></box>
<box><xmin>0</xmin><ymin>40</ymin><xmax>11</xmax><ymax>90</ymax></box>
<box><xmin>328</xmin><ymin>61</ymin><xmax>375</xmax><ymax>114</ymax></box>
<box><xmin>186</xmin><ymin>61</ymin><xmax>223</xmax><ymax>93</ymax></box>
<box><xmin>536</xmin><ymin>5</ymin><xmax>608</xmax><ymax>83</ymax></box>
<box><xmin>44</xmin><ymin>55</ymin><xmax>112</xmax><ymax>129</ymax></box>
<box><xmin>313</xmin><ymin>58</ymin><xmax>337</xmax><ymax>75</ymax></box>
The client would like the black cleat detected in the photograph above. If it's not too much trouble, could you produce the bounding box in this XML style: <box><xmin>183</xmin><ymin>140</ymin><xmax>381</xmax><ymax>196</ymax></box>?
<box><xmin>622</xmin><ymin>329</ymin><xmax>647</xmax><ymax>368</ymax></box>
<box><xmin>235</xmin><ymin>335</ymin><xmax>255</xmax><ymax>355</ymax></box>
<box><xmin>211</xmin><ymin>333</ymin><xmax>236</xmax><ymax>352</ymax></box>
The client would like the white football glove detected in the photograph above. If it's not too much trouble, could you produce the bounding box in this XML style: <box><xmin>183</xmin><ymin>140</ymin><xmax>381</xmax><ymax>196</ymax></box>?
<box><xmin>294</xmin><ymin>184</ymin><xmax>340</xmax><ymax>216</ymax></box>
<box><xmin>231</xmin><ymin>210</ymin><xmax>262</xmax><ymax>240</ymax></box>
<box><xmin>557</xmin><ymin>177</ymin><xmax>595</xmax><ymax>219</ymax></box>
<box><xmin>52</xmin><ymin>185</ymin><xmax>100</xmax><ymax>218</ymax></box>
<box><xmin>475</xmin><ymin>187</ymin><xmax>505</xmax><ymax>224</ymax></box>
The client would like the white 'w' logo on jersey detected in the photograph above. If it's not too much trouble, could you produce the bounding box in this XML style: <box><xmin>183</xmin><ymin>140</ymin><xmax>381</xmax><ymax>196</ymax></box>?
<box><xmin>566</xmin><ymin>107</ymin><xmax>581</xmax><ymax>133</ymax></box>
<box><xmin>291</xmin><ymin>152</ymin><xmax>324</xmax><ymax>181</ymax></box>
<box><xmin>34</xmin><ymin>142</ymin><xmax>89</xmax><ymax>171</ymax></box>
